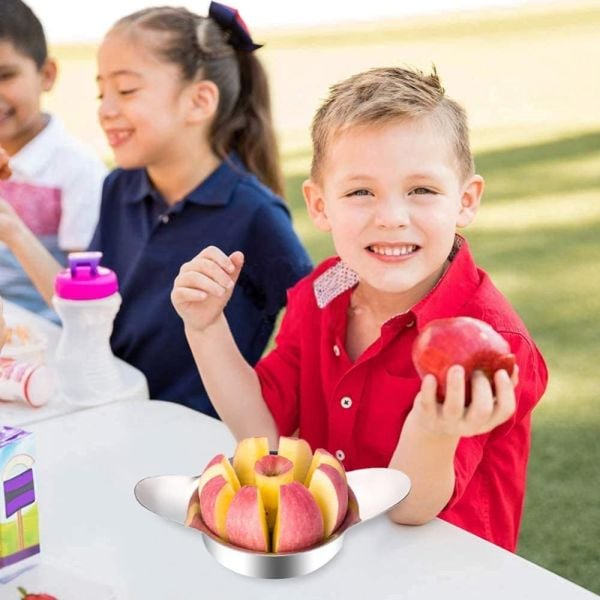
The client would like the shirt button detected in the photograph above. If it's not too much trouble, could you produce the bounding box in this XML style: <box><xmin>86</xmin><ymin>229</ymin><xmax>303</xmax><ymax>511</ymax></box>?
<box><xmin>160</xmin><ymin>214</ymin><xmax>170</xmax><ymax>224</ymax></box>
<box><xmin>340</xmin><ymin>396</ymin><xmax>352</xmax><ymax>409</ymax></box>
<box><xmin>335</xmin><ymin>449</ymin><xmax>346</xmax><ymax>462</ymax></box>
<box><xmin>406</xmin><ymin>320</ymin><xmax>415</xmax><ymax>328</ymax></box>
<box><xmin>333</xmin><ymin>344</ymin><xmax>341</xmax><ymax>357</ymax></box>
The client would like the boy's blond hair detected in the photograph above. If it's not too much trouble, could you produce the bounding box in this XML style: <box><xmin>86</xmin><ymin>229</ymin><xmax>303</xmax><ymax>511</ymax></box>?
<box><xmin>310</xmin><ymin>66</ymin><xmax>474</xmax><ymax>182</ymax></box>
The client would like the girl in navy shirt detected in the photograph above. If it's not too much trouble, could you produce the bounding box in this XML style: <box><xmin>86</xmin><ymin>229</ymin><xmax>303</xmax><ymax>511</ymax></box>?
<box><xmin>0</xmin><ymin>3</ymin><xmax>312</xmax><ymax>415</ymax></box>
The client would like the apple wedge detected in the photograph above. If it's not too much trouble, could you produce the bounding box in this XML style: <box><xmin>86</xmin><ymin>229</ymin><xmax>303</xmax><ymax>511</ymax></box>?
<box><xmin>225</xmin><ymin>485</ymin><xmax>270</xmax><ymax>552</ymax></box>
<box><xmin>308</xmin><ymin>464</ymin><xmax>349</xmax><ymax>537</ymax></box>
<box><xmin>184</xmin><ymin>488</ymin><xmax>202</xmax><ymax>530</ymax></box>
<box><xmin>304</xmin><ymin>448</ymin><xmax>346</xmax><ymax>487</ymax></box>
<box><xmin>254</xmin><ymin>455</ymin><xmax>294</xmax><ymax>529</ymax></box>
<box><xmin>272</xmin><ymin>482</ymin><xmax>324</xmax><ymax>553</ymax></box>
<box><xmin>199</xmin><ymin>475</ymin><xmax>235</xmax><ymax>540</ymax></box>
<box><xmin>232</xmin><ymin>437</ymin><xmax>270</xmax><ymax>486</ymax></box>
<box><xmin>277</xmin><ymin>436</ymin><xmax>313</xmax><ymax>483</ymax></box>
<box><xmin>197</xmin><ymin>453</ymin><xmax>241</xmax><ymax>498</ymax></box>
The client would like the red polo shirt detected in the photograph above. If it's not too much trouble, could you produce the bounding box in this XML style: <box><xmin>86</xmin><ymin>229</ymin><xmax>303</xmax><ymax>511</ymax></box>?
<box><xmin>256</xmin><ymin>236</ymin><xmax>548</xmax><ymax>551</ymax></box>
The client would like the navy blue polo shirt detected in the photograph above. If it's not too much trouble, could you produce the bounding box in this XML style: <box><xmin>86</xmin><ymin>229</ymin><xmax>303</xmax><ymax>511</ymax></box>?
<box><xmin>89</xmin><ymin>156</ymin><xmax>312</xmax><ymax>416</ymax></box>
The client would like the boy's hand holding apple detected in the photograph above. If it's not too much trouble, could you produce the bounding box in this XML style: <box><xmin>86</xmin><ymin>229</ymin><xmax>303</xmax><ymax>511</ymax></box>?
<box><xmin>171</xmin><ymin>245</ymin><xmax>245</xmax><ymax>333</ymax></box>
<box><xmin>409</xmin><ymin>317</ymin><xmax>519</xmax><ymax>438</ymax></box>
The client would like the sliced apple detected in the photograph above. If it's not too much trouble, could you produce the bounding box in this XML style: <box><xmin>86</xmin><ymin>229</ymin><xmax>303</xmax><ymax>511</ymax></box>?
<box><xmin>277</xmin><ymin>436</ymin><xmax>313</xmax><ymax>483</ymax></box>
<box><xmin>197</xmin><ymin>453</ymin><xmax>241</xmax><ymax>499</ymax></box>
<box><xmin>254</xmin><ymin>455</ymin><xmax>294</xmax><ymax>529</ymax></box>
<box><xmin>184</xmin><ymin>488</ymin><xmax>202</xmax><ymax>529</ymax></box>
<box><xmin>232</xmin><ymin>437</ymin><xmax>270</xmax><ymax>486</ymax></box>
<box><xmin>272</xmin><ymin>482</ymin><xmax>324</xmax><ymax>553</ymax></box>
<box><xmin>308</xmin><ymin>463</ymin><xmax>349</xmax><ymax>537</ymax></box>
<box><xmin>199</xmin><ymin>475</ymin><xmax>235</xmax><ymax>540</ymax></box>
<box><xmin>225</xmin><ymin>485</ymin><xmax>270</xmax><ymax>552</ymax></box>
<box><xmin>304</xmin><ymin>448</ymin><xmax>346</xmax><ymax>487</ymax></box>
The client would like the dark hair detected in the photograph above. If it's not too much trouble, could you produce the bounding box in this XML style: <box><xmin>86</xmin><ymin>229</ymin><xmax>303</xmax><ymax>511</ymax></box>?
<box><xmin>0</xmin><ymin>0</ymin><xmax>48</xmax><ymax>69</ymax></box>
<box><xmin>111</xmin><ymin>7</ymin><xmax>284</xmax><ymax>197</ymax></box>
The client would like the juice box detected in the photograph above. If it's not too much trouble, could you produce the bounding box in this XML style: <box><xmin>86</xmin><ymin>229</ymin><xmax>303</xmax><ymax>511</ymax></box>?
<box><xmin>0</xmin><ymin>426</ymin><xmax>39</xmax><ymax>578</ymax></box>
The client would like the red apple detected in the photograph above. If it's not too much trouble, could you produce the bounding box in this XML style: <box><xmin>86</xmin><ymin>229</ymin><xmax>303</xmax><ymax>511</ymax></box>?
<box><xmin>225</xmin><ymin>485</ymin><xmax>270</xmax><ymax>552</ymax></box>
<box><xmin>412</xmin><ymin>316</ymin><xmax>516</xmax><ymax>403</ymax></box>
<box><xmin>272</xmin><ymin>482</ymin><xmax>324</xmax><ymax>552</ymax></box>
<box><xmin>18</xmin><ymin>589</ymin><xmax>57</xmax><ymax>600</ymax></box>
<box><xmin>254</xmin><ymin>455</ymin><xmax>294</xmax><ymax>529</ymax></box>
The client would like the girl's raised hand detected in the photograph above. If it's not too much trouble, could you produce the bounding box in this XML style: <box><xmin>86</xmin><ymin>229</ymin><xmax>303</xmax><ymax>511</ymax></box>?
<box><xmin>410</xmin><ymin>365</ymin><xmax>518</xmax><ymax>438</ymax></box>
<box><xmin>171</xmin><ymin>246</ymin><xmax>244</xmax><ymax>333</ymax></box>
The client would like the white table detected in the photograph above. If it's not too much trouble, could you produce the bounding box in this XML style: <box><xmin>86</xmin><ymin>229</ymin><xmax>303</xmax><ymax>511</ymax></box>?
<box><xmin>0</xmin><ymin>300</ymin><xmax>149</xmax><ymax>426</ymax></box>
<box><xmin>3</xmin><ymin>401</ymin><xmax>594</xmax><ymax>600</ymax></box>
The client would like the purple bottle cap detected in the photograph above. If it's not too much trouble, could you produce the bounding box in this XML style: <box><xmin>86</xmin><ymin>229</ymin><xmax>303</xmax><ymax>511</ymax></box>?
<box><xmin>54</xmin><ymin>252</ymin><xmax>119</xmax><ymax>300</ymax></box>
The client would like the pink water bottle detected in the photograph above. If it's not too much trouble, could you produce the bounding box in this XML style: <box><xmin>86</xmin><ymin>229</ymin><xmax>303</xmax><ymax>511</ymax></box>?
<box><xmin>52</xmin><ymin>252</ymin><xmax>123</xmax><ymax>405</ymax></box>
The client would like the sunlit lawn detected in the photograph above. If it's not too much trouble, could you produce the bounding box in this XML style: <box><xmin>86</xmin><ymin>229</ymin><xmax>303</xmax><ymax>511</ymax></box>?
<box><xmin>50</xmin><ymin>1</ymin><xmax>599</xmax><ymax>593</ymax></box>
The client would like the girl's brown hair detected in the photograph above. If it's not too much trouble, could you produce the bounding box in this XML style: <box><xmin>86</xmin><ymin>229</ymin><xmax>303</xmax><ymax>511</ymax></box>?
<box><xmin>111</xmin><ymin>7</ymin><xmax>284</xmax><ymax>197</ymax></box>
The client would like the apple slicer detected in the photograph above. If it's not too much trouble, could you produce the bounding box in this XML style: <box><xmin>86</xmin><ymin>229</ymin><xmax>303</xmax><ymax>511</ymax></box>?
<box><xmin>134</xmin><ymin>467</ymin><xmax>411</xmax><ymax>579</ymax></box>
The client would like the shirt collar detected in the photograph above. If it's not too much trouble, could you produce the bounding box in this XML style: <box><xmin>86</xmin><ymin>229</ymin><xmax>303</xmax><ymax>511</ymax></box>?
<box><xmin>409</xmin><ymin>235</ymin><xmax>481</xmax><ymax>328</ymax></box>
<box><xmin>126</xmin><ymin>153</ymin><xmax>245</xmax><ymax>207</ymax></box>
<box><xmin>312</xmin><ymin>235</ymin><xmax>481</xmax><ymax>324</ymax></box>
<box><xmin>9</xmin><ymin>115</ymin><xmax>64</xmax><ymax>178</ymax></box>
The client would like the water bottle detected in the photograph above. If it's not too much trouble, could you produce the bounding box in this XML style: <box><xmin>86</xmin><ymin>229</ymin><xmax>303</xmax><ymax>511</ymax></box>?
<box><xmin>52</xmin><ymin>251</ymin><xmax>123</xmax><ymax>405</ymax></box>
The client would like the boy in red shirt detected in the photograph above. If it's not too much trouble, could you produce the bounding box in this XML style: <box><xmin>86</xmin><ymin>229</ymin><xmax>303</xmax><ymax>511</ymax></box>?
<box><xmin>171</xmin><ymin>66</ymin><xmax>548</xmax><ymax>551</ymax></box>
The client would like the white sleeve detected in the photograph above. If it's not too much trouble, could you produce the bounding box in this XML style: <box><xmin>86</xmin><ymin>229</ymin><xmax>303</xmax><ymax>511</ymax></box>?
<box><xmin>57</xmin><ymin>150</ymin><xmax>107</xmax><ymax>251</ymax></box>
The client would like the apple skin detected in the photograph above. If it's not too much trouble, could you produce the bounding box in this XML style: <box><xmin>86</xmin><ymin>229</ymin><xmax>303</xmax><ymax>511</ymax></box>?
<box><xmin>272</xmin><ymin>482</ymin><xmax>324</xmax><ymax>553</ymax></box>
<box><xmin>197</xmin><ymin>453</ymin><xmax>240</xmax><ymax>499</ymax></box>
<box><xmin>254</xmin><ymin>455</ymin><xmax>294</xmax><ymax>529</ymax></box>
<box><xmin>412</xmin><ymin>316</ymin><xmax>516</xmax><ymax>403</ymax></box>
<box><xmin>184</xmin><ymin>488</ymin><xmax>203</xmax><ymax>530</ymax></box>
<box><xmin>304</xmin><ymin>448</ymin><xmax>346</xmax><ymax>487</ymax></box>
<box><xmin>225</xmin><ymin>485</ymin><xmax>270</xmax><ymax>552</ymax></box>
<box><xmin>308</xmin><ymin>464</ymin><xmax>349</xmax><ymax>537</ymax></box>
<box><xmin>277</xmin><ymin>436</ymin><xmax>313</xmax><ymax>483</ymax></box>
<box><xmin>198</xmin><ymin>475</ymin><xmax>235</xmax><ymax>540</ymax></box>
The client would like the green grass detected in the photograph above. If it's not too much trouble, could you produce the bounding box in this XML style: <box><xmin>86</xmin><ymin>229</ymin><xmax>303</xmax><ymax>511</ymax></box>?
<box><xmin>469</xmin><ymin>132</ymin><xmax>600</xmax><ymax>592</ymax></box>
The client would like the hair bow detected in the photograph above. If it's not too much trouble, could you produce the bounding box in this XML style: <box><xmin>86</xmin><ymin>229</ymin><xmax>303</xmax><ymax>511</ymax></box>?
<box><xmin>209</xmin><ymin>1</ymin><xmax>263</xmax><ymax>52</ymax></box>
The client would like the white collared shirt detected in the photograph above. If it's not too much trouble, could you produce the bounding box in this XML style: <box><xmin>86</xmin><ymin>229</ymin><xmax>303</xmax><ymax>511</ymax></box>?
<box><xmin>0</xmin><ymin>114</ymin><xmax>107</xmax><ymax>318</ymax></box>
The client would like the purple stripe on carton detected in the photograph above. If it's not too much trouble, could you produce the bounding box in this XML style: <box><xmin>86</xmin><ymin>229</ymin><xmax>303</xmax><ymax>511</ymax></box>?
<box><xmin>5</xmin><ymin>480</ymin><xmax>34</xmax><ymax>505</ymax></box>
<box><xmin>0</xmin><ymin>426</ymin><xmax>30</xmax><ymax>447</ymax></box>
<box><xmin>0</xmin><ymin>544</ymin><xmax>41</xmax><ymax>568</ymax></box>
<box><xmin>3</xmin><ymin>468</ymin><xmax>33</xmax><ymax>493</ymax></box>
<box><xmin>5</xmin><ymin>488</ymin><xmax>35</xmax><ymax>517</ymax></box>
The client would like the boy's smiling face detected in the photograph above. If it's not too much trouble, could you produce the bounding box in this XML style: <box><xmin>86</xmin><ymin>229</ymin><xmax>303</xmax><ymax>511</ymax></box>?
<box><xmin>304</xmin><ymin>116</ymin><xmax>484</xmax><ymax>310</ymax></box>
<box><xmin>0</xmin><ymin>41</ymin><xmax>55</xmax><ymax>155</ymax></box>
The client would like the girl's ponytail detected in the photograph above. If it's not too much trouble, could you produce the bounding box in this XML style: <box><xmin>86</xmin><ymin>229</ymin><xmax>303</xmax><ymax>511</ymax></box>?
<box><xmin>211</xmin><ymin>51</ymin><xmax>283</xmax><ymax>197</ymax></box>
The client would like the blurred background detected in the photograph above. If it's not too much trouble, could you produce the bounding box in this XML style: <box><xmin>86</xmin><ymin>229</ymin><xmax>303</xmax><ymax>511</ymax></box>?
<box><xmin>33</xmin><ymin>0</ymin><xmax>599</xmax><ymax>593</ymax></box>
